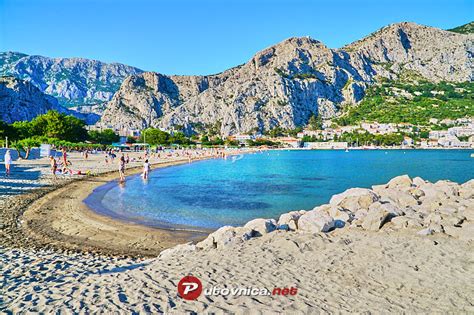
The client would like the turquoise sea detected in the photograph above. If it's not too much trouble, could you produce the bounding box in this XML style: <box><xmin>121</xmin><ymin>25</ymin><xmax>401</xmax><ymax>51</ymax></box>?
<box><xmin>84</xmin><ymin>150</ymin><xmax>474</xmax><ymax>230</ymax></box>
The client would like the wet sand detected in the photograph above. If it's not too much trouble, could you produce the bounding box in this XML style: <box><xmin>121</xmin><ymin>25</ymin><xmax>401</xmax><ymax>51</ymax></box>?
<box><xmin>21</xmin><ymin>161</ymin><xmax>210</xmax><ymax>257</ymax></box>
<box><xmin>0</xmin><ymin>150</ymin><xmax>240</xmax><ymax>256</ymax></box>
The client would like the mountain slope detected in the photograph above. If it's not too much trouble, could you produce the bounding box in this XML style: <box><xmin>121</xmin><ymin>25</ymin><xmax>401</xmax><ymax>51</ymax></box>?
<box><xmin>448</xmin><ymin>21</ymin><xmax>474</xmax><ymax>34</ymax></box>
<box><xmin>0</xmin><ymin>76</ymin><xmax>65</xmax><ymax>123</ymax></box>
<box><xmin>0</xmin><ymin>52</ymin><xmax>143</xmax><ymax>107</ymax></box>
<box><xmin>98</xmin><ymin>22</ymin><xmax>473</xmax><ymax>136</ymax></box>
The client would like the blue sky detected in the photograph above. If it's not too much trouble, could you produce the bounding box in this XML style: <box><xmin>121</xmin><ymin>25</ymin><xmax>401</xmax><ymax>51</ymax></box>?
<box><xmin>0</xmin><ymin>0</ymin><xmax>472</xmax><ymax>75</ymax></box>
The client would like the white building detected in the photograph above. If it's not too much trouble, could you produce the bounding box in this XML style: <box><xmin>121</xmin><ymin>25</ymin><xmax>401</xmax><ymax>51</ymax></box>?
<box><xmin>429</xmin><ymin>130</ymin><xmax>449</xmax><ymax>140</ymax></box>
<box><xmin>232</xmin><ymin>134</ymin><xmax>254</xmax><ymax>144</ymax></box>
<box><xmin>448</xmin><ymin>126</ymin><xmax>474</xmax><ymax>138</ymax></box>
<box><xmin>360</xmin><ymin>122</ymin><xmax>398</xmax><ymax>135</ymax></box>
<box><xmin>437</xmin><ymin>135</ymin><xmax>471</xmax><ymax>148</ymax></box>
<box><xmin>304</xmin><ymin>142</ymin><xmax>348</xmax><ymax>149</ymax></box>
<box><xmin>402</xmin><ymin>136</ymin><xmax>414</xmax><ymax>146</ymax></box>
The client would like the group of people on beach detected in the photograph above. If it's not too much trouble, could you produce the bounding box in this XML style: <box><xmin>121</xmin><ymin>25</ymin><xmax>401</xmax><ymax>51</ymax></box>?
<box><xmin>49</xmin><ymin>148</ymin><xmax>76</xmax><ymax>179</ymax></box>
<box><xmin>3</xmin><ymin>145</ymin><xmax>252</xmax><ymax>182</ymax></box>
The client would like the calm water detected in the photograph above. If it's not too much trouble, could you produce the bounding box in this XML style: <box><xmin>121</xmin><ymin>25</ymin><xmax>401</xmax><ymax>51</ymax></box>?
<box><xmin>85</xmin><ymin>150</ymin><xmax>473</xmax><ymax>230</ymax></box>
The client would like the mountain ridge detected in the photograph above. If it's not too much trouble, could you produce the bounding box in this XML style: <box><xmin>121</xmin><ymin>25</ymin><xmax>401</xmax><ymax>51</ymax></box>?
<box><xmin>97</xmin><ymin>21</ymin><xmax>473</xmax><ymax>136</ymax></box>
<box><xmin>0</xmin><ymin>52</ymin><xmax>143</xmax><ymax>107</ymax></box>
<box><xmin>1</xmin><ymin>21</ymin><xmax>472</xmax><ymax>136</ymax></box>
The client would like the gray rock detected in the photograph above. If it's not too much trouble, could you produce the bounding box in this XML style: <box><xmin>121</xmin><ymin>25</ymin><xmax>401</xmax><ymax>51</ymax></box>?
<box><xmin>378</xmin><ymin>188</ymin><xmax>419</xmax><ymax>208</ymax></box>
<box><xmin>329</xmin><ymin>188</ymin><xmax>379</xmax><ymax>212</ymax></box>
<box><xmin>387</xmin><ymin>175</ymin><xmax>413</xmax><ymax>189</ymax></box>
<box><xmin>417</xmin><ymin>228</ymin><xmax>434</xmax><ymax>236</ymax></box>
<box><xmin>459</xmin><ymin>179</ymin><xmax>474</xmax><ymax>199</ymax></box>
<box><xmin>244</xmin><ymin>218</ymin><xmax>278</xmax><ymax>235</ymax></box>
<box><xmin>196</xmin><ymin>226</ymin><xmax>253</xmax><ymax>249</ymax></box>
<box><xmin>412</xmin><ymin>177</ymin><xmax>426</xmax><ymax>187</ymax></box>
<box><xmin>278</xmin><ymin>211</ymin><xmax>305</xmax><ymax>231</ymax></box>
<box><xmin>361</xmin><ymin>206</ymin><xmax>394</xmax><ymax>231</ymax></box>
<box><xmin>298</xmin><ymin>210</ymin><xmax>335</xmax><ymax>233</ymax></box>
<box><xmin>390</xmin><ymin>216</ymin><xmax>410</xmax><ymax>229</ymax></box>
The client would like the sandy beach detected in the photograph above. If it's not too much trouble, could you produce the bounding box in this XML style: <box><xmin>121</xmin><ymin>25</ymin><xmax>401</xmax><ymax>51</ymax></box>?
<box><xmin>1</xmin><ymin>149</ymin><xmax>241</xmax><ymax>253</ymax></box>
<box><xmin>1</xmin><ymin>150</ymin><xmax>473</xmax><ymax>313</ymax></box>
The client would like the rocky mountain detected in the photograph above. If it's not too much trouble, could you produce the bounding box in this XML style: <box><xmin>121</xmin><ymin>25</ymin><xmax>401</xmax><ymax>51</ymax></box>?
<box><xmin>0</xmin><ymin>52</ymin><xmax>143</xmax><ymax>107</ymax></box>
<box><xmin>97</xmin><ymin>22</ymin><xmax>473</xmax><ymax>136</ymax></box>
<box><xmin>0</xmin><ymin>76</ymin><xmax>67</xmax><ymax>123</ymax></box>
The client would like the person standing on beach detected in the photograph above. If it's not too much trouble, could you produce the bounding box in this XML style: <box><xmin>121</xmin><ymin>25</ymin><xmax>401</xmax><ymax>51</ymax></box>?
<box><xmin>61</xmin><ymin>148</ymin><xmax>69</xmax><ymax>173</ymax></box>
<box><xmin>118</xmin><ymin>154</ymin><xmax>126</xmax><ymax>182</ymax></box>
<box><xmin>4</xmin><ymin>149</ymin><xmax>12</xmax><ymax>176</ymax></box>
<box><xmin>142</xmin><ymin>159</ymin><xmax>150</xmax><ymax>179</ymax></box>
<box><xmin>50</xmin><ymin>156</ymin><xmax>58</xmax><ymax>179</ymax></box>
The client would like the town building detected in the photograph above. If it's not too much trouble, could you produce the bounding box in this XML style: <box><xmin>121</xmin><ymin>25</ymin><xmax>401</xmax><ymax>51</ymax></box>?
<box><xmin>304</xmin><ymin>142</ymin><xmax>348</xmax><ymax>149</ymax></box>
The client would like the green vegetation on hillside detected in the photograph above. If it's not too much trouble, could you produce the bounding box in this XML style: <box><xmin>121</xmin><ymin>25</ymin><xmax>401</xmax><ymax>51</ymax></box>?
<box><xmin>335</xmin><ymin>80</ymin><xmax>474</xmax><ymax>126</ymax></box>
<box><xmin>448</xmin><ymin>21</ymin><xmax>474</xmax><ymax>34</ymax></box>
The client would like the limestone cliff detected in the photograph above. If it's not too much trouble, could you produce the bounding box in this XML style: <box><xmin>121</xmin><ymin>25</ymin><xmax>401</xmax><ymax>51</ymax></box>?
<box><xmin>94</xmin><ymin>22</ymin><xmax>472</xmax><ymax>135</ymax></box>
<box><xmin>0</xmin><ymin>76</ymin><xmax>66</xmax><ymax>123</ymax></box>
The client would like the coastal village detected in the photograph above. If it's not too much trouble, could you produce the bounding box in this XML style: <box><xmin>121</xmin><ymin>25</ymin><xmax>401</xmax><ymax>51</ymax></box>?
<box><xmin>230</xmin><ymin>117</ymin><xmax>474</xmax><ymax>149</ymax></box>
<box><xmin>111</xmin><ymin>116</ymin><xmax>474</xmax><ymax>150</ymax></box>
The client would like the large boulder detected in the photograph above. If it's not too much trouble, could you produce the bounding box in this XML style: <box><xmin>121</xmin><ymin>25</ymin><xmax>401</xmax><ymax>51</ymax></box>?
<box><xmin>360</xmin><ymin>203</ymin><xmax>396</xmax><ymax>231</ymax></box>
<box><xmin>419</xmin><ymin>181</ymin><xmax>460</xmax><ymax>202</ymax></box>
<box><xmin>412</xmin><ymin>177</ymin><xmax>426</xmax><ymax>187</ymax></box>
<box><xmin>196</xmin><ymin>226</ymin><xmax>254</xmax><ymax>249</ymax></box>
<box><xmin>278</xmin><ymin>210</ymin><xmax>306</xmax><ymax>231</ymax></box>
<box><xmin>328</xmin><ymin>207</ymin><xmax>353</xmax><ymax>226</ymax></box>
<box><xmin>459</xmin><ymin>179</ymin><xmax>474</xmax><ymax>199</ymax></box>
<box><xmin>244</xmin><ymin>218</ymin><xmax>278</xmax><ymax>236</ymax></box>
<box><xmin>377</xmin><ymin>188</ymin><xmax>419</xmax><ymax>208</ymax></box>
<box><xmin>387</xmin><ymin>175</ymin><xmax>413</xmax><ymax>189</ymax></box>
<box><xmin>390</xmin><ymin>216</ymin><xmax>410</xmax><ymax>229</ymax></box>
<box><xmin>298</xmin><ymin>210</ymin><xmax>335</xmax><ymax>233</ymax></box>
<box><xmin>329</xmin><ymin>188</ymin><xmax>379</xmax><ymax>212</ymax></box>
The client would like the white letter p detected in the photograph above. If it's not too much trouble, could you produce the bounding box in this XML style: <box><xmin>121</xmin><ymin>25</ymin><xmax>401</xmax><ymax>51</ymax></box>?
<box><xmin>183</xmin><ymin>282</ymin><xmax>199</xmax><ymax>294</ymax></box>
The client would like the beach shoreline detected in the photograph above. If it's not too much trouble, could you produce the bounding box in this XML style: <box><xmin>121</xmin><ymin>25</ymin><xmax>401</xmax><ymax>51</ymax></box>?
<box><xmin>2</xmin><ymin>148</ymin><xmax>472</xmax><ymax>257</ymax></box>
<box><xmin>0</xmin><ymin>151</ymin><xmax>244</xmax><ymax>257</ymax></box>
